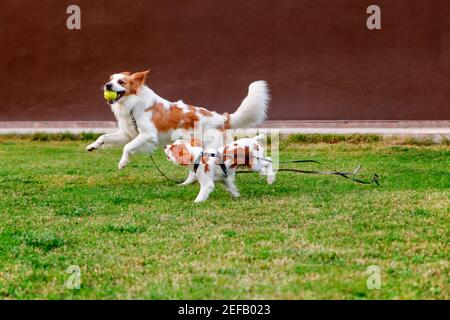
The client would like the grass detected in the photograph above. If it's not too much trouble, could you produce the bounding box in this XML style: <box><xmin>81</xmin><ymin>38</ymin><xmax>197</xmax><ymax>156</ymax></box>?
<box><xmin>0</xmin><ymin>136</ymin><xmax>448</xmax><ymax>299</ymax></box>
<box><xmin>286</xmin><ymin>133</ymin><xmax>382</xmax><ymax>144</ymax></box>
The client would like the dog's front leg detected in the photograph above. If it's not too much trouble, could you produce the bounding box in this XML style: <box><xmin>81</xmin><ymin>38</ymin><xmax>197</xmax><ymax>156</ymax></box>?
<box><xmin>118</xmin><ymin>133</ymin><xmax>156</xmax><ymax>170</ymax></box>
<box><xmin>179</xmin><ymin>171</ymin><xmax>197</xmax><ymax>186</ymax></box>
<box><xmin>260</xmin><ymin>157</ymin><xmax>276</xmax><ymax>185</ymax></box>
<box><xmin>86</xmin><ymin>130</ymin><xmax>129</xmax><ymax>151</ymax></box>
<box><xmin>194</xmin><ymin>172</ymin><xmax>215</xmax><ymax>203</ymax></box>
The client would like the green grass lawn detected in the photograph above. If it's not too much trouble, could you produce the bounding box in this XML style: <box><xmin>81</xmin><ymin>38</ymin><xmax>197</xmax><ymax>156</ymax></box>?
<box><xmin>0</xmin><ymin>137</ymin><xmax>448</xmax><ymax>299</ymax></box>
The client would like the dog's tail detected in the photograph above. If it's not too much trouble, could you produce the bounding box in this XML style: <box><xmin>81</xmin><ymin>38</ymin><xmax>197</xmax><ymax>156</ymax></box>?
<box><xmin>227</xmin><ymin>81</ymin><xmax>270</xmax><ymax>129</ymax></box>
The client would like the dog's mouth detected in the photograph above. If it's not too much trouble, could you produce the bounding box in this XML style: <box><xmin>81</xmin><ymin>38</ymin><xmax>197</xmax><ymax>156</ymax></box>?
<box><xmin>107</xmin><ymin>91</ymin><xmax>125</xmax><ymax>104</ymax></box>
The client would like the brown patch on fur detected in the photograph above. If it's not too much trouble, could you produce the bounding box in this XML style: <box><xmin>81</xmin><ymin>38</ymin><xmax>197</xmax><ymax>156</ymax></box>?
<box><xmin>186</xmin><ymin>105</ymin><xmax>214</xmax><ymax>118</ymax></box>
<box><xmin>222</xmin><ymin>146</ymin><xmax>229</xmax><ymax>162</ymax></box>
<box><xmin>183</xmin><ymin>108</ymin><xmax>200</xmax><ymax>130</ymax></box>
<box><xmin>198</xmin><ymin>108</ymin><xmax>213</xmax><ymax>117</ymax></box>
<box><xmin>223</xmin><ymin>113</ymin><xmax>231</xmax><ymax>130</ymax></box>
<box><xmin>151</xmin><ymin>103</ymin><xmax>181</xmax><ymax>131</ymax></box>
<box><xmin>224</xmin><ymin>146</ymin><xmax>253</xmax><ymax>169</ymax></box>
<box><xmin>190</xmin><ymin>137</ymin><xmax>202</xmax><ymax>147</ymax></box>
<box><xmin>148</xmin><ymin>103</ymin><xmax>199</xmax><ymax>132</ymax></box>
<box><xmin>170</xmin><ymin>143</ymin><xmax>192</xmax><ymax>166</ymax></box>
<box><xmin>201</xmin><ymin>155</ymin><xmax>209</xmax><ymax>173</ymax></box>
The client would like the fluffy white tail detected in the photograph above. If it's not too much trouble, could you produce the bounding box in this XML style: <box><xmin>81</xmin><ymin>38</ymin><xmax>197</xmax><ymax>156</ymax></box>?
<box><xmin>229</xmin><ymin>81</ymin><xmax>270</xmax><ymax>128</ymax></box>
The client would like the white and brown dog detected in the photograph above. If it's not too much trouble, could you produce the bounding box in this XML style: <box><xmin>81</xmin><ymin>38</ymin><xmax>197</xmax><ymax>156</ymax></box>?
<box><xmin>86</xmin><ymin>70</ymin><xmax>270</xmax><ymax>170</ymax></box>
<box><xmin>164</xmin><ymin>135</ymin><xmax>275</xmax><ymax>203</ymax></box>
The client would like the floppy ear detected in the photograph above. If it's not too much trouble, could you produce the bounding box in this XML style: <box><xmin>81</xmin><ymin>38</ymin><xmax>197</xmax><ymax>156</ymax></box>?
<box><xmin>131</xmin><ymin>70</ymin><xmax>150</xmax><ymax>86</ymax></box>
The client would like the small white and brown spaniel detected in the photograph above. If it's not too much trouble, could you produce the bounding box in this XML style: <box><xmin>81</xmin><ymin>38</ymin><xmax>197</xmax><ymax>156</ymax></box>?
<box><xmin>164</xmin><ymin>135</ymin><xmax>275</xmax><ymax>203</ymax></box>
<box><xmin>86</xmin><ymin>70</ymin><xmax>270</xmax><ymax>171</ymax></box>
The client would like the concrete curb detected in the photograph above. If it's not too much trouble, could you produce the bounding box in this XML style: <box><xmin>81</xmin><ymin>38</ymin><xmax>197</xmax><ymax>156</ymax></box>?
<box><xmin>0</xmin><ymin>121</ymin><xmax>449</xmax><ymax>137</ymax></box>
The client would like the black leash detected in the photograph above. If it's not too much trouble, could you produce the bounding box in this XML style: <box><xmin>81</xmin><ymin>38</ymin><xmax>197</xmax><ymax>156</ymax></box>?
<box><xmin>227</xmin><ymin>154</ymin><xmax>380</xmax><ymax>185</ymax></box>
<box><xmin>236</xmin><ymin>166</ymin><xmax>380</xmax><ymax>185</ymax></box>
<box><xmin>150</xmin><ymin>151</ymin><xmax>379</xmax><ymax>186</ymax></box>
<box><xmin>130</xmin><ymin>110</ymin><xmax>185</xmax><ymax>184</ymax></box>
<box><xmin>130</xmin><ymin>110</ymin><xmax>379</xmax><ymax>186</ymax></box>
<box><xmin>194</xmin><ymin>151</ymin><xmax>379</xmax><ymax>186</ymax></box>
<box><xmin>149</xmin><ymin>154</ymin><xmax>185</xmax><ymax>184</ymax></box>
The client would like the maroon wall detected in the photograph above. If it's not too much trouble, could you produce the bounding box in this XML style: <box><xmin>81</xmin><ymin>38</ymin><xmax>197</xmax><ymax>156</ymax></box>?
<box><xmin>0</xmin><ymin>0</ymin><xmax>449</xmax><ymax>121</ymax></box>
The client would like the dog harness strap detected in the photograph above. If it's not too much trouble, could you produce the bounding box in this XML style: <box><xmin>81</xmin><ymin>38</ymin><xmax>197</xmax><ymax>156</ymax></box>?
<box><xmin>194</xmin><ymin>151</ymin><xmax>228</xmax><ymax>178</ymax></box>
<box><xmin>193</xmin><ymin>163</ymin><xmax>200</xmax><ymax>173</ymax></box>
<box><xmin>193</xmin><ymin>152</ymin><xmax>202</xmax><ymax>174</ymax></box>
<box><xmin>130</xmin><ymin>110</ymin><xmax>139</xmax><ymax>134</ymax></box>
<box><xmin>215</xmin><ymin>152</ymin><xmax>228</xmax><ymax>178</ymax></box>
<box><xmin>219</xmin><ymin>163</ymin><xmax>228</xmax><ymax>178</ymax></box>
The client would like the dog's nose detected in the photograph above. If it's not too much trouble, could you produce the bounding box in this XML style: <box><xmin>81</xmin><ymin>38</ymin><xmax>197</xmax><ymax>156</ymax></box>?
<box><xmin>105</xmin><ymin>83</ymin><xmax>113</xmax><ymax>90</ymax></box>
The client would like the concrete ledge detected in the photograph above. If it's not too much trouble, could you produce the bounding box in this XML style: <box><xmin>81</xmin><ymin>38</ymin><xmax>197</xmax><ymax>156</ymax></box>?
<box><xmin>0</xmin><ymin>121</ymin><xmax>449</xmax><ymax>137</ymax></box>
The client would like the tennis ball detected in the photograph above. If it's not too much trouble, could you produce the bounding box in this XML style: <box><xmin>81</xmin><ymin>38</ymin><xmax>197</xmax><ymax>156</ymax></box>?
<box><xmin>104</xmin><ymin>90</ymin><xmax>118</xmax><ymax>102</ymax></box>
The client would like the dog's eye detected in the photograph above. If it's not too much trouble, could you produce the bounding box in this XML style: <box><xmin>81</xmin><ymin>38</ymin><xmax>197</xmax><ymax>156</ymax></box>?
<box><xmin>118</xmin><ymin>80</ymin><xmax>124</xmax><ymax>85</ymax></box>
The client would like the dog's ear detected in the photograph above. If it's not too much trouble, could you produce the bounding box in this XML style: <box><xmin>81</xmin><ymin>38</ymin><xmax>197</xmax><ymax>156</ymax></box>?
<box><xmin>120</xmin><ymin>71</ymin><xmax>131</xmax><ymax>76</ymax></box>
<box><xmin>129</xmin><ymin>70</ymin><xmax>150</xmax><ymax>94</ymax></box>
<box><xmin>131</xmin><ymin>70</ymin><xmax>150</xmax><ymax>85</ymax></box>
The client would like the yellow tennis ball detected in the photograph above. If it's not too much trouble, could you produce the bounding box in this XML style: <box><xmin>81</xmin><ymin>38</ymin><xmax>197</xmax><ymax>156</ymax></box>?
<box><xmin>104</xmin><ymin>90</ymin><xmax>117</xmax><ymax>102</ymax></box>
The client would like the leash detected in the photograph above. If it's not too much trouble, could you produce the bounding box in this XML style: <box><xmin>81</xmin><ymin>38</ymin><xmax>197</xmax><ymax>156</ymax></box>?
<box><xmin>129</xmin><ymin>110</ymin><xmax>379</xmax><ymax>186</ymax></box>
<box><xmin>149</xmin><ymin>154</ymin><xmax>185</xmax><ymax>184</ymax></box>
<box><xmin>223</xmin><ymin>153</ymin><xmax>379</xmax><ymax>185</ymax></box>
<box><xmin>131</xmin><ymin>110</ymin><xmax>185</xmax><ymax>184</ymax></box>
<box><xmin>151</xmin><ymin>150</ymin><xmax>379</xmax><ymax>186</ymax></box>
<box><xmin>198</xmin><ymin>151</ymin><xmax>380</xmax><ymax>186</ymax></box>
<box><xmin>236</xmin><ymin>165</ymin><xmax>379</xmax><ymax>185</ymax></box>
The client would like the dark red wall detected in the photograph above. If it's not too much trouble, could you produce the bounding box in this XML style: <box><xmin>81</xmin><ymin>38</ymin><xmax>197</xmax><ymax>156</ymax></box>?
<box><xmin>1</xmin><ymin>0</ymin><xmax>449</xmax><ymax>121</ymax></box>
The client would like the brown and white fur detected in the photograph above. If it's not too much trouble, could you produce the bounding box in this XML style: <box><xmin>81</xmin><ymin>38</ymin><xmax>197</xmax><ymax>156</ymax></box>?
<box><xmin>164</xmin><ymin>135</ymin><xmax>275</xmax><ymax>203</ymax></box>
<box><xmin>86</xmin><ymin>70</ymin><xmax>270</xmax><ymax>170</ymax></box>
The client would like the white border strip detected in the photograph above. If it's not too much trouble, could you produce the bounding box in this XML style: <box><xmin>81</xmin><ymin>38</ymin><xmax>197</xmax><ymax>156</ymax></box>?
<box><xmin>272</xmin><ymin>128</ymin><xmax>450</xmax><ymax>135</ymax></box>
<box><xmin>0</xmin><ymin>127</ymin><xmax>449</xmax><ymax>136</ymax></box>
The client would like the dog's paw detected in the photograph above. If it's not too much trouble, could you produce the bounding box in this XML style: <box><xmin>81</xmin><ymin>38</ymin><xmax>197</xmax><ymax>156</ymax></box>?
<box><xmin>118</xmin><ymin>158</ymin><xmax>129</xmax><ymax>170</ymax></box>
<box><xmin>86</xmin><ymin>143</ymin><xmax>97</xmax><ymax>152</ymax></box>
<box><xmin>194</xmin><ymin>197</ymin><xmax>206</xmax><ymax>203</ymax></box>
<box><xmin>267</xmin><ymin>175</ymin><xmax>276</xmax><ymax>185</ymax></box>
